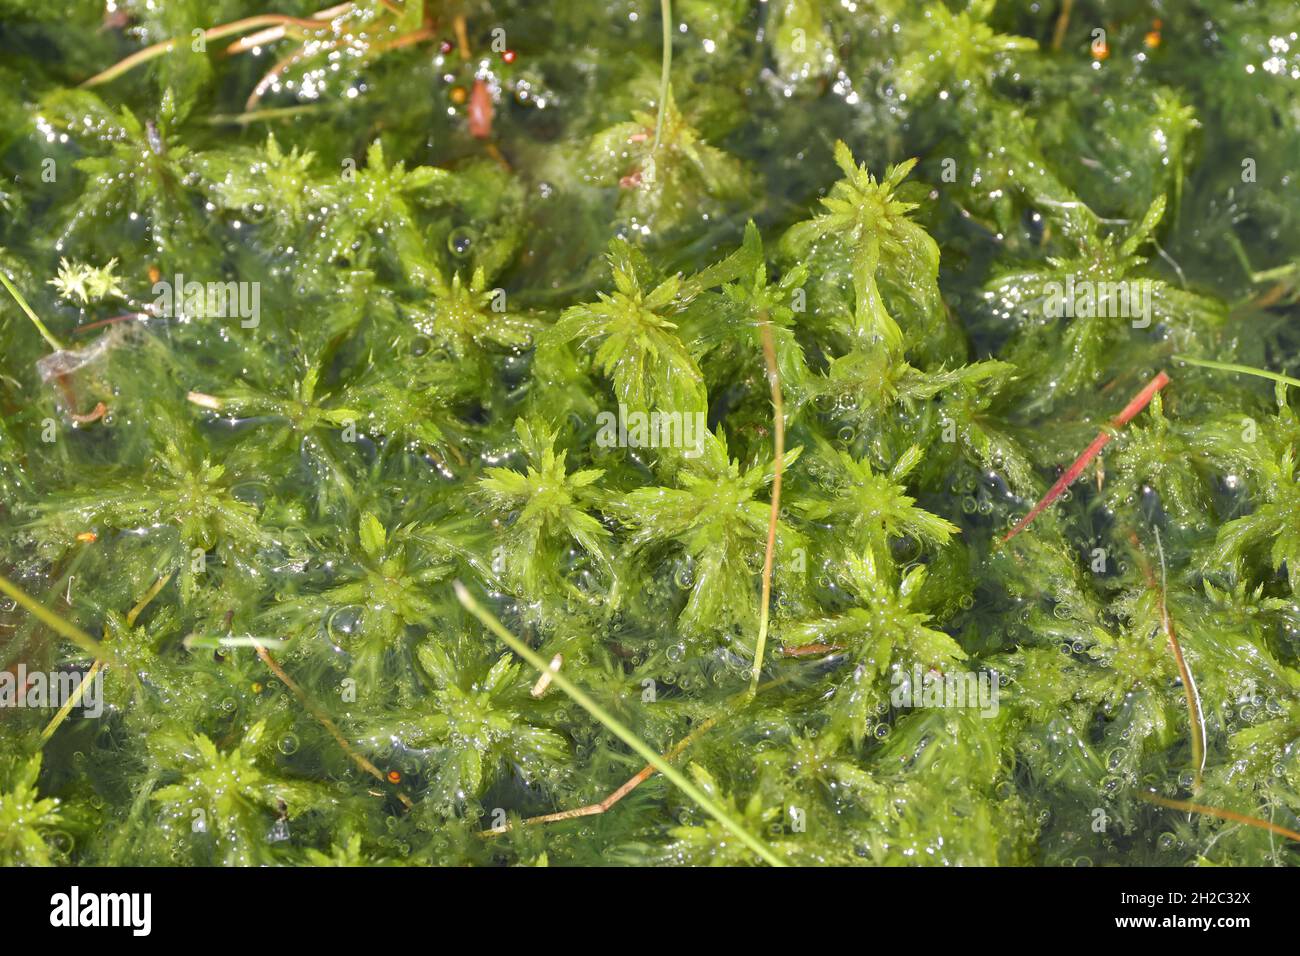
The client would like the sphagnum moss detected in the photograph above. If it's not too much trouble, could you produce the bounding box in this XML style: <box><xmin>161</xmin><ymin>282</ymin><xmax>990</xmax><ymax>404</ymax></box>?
<box><xmin>1</xmin><ymin>0</ymin><xmax>1300</xmax><ymax>867</ymax></box>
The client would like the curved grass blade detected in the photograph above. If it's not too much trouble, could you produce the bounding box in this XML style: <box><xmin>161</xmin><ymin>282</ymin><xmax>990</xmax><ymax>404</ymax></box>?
<box><xmin>454</xmin><ymin>581</ymin><xmax>787</xmax><ymax>867</ymax></box>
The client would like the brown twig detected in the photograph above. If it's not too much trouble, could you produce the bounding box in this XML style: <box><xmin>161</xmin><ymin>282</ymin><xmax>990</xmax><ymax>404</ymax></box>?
<box><xmin>1138</xmin><ymin>791</ymin><xmax>1300</xmax><ymax>843</ymax></box>
<box><xmin>244</xmin><ymin>24</ymin><xmax>433</xmax><ymax>110</ymax></box>
<box><xmin>253</xmin><ymin>641</ymin><xmax>414</xmax><ymax>809</ymax></box>
<box><xmin>245</xmin><ymin>40</ymin><xmax>343</xmax><ymax>111</ymax></box>
<box><xmin>478</xmin><ymin>672</ymin><xmax>797</xmax><ymax>838</ymax></box>
<box><xmin>378</xmin><ymin>25</ymin><xmax>435</xmax><ymax>54</ymax></box>
<box><xmin>480</xmin><ymin>716</ymin><xmax>720</xmax><ymax>836</ymax></box>
<box><xmin>81</xmin><ymin>7</ymin><xmax>356</xmax><ymax>88</ymax></box>
<box><xmin>224</xmin><ymin>2</ymin><xmax>353</xmax><ymax>55</ymax></box>
<box><xmin>1051</xmin><ymin>0</ymin><xmax>1074</xmax><ymax>53</ymax></box>
<box><xmin>1153</xmin><ymin>529</ymin><xmax>1204</xmax><ymax>791</ymax></box>
<box><xmin>1127</xmin><ymin>529</ymin><xmax>1205</xmax><ymax>791</ymax></box>
<box><xmin>453</xmin><ymin>13</ymin><xmax>471</xmax><ymax>60</ymax></box>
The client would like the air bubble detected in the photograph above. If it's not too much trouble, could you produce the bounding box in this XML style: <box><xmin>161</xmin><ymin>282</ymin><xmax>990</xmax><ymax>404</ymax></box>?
<box><xmin>448</xmin><ymin>227</ymin><xmax>474</xmax><ymax>256</ymax></box>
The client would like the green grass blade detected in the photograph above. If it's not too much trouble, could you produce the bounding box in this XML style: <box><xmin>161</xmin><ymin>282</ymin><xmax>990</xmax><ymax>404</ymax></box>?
<box><xmin>652</xmin><ymin>0</ymin><xmax>672</xmax><ymax>154</ymax></box>
<box><xmin>0</xmin><ymin>269</ymin><xmax>65</xmax><ymax>351</ymax></box>
<box><xmin>454</xmin><ymin>580</ymin><xmax>787</xmax><ymax>867</ymax></box>
<box><xmin>0</xmin><ymin>572</ymin><xmax>106</xmax><ymax>659</ymax></box>
<box><xmin>1173</xmin><ymin>354</ymin><xmax>1300</xmax><ymax>389</ymax></box>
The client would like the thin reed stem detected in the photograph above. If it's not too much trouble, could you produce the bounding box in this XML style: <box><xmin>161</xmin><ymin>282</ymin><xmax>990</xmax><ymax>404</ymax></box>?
<box><xmin>652</xmin><ymin>0</ymin><xmax>672</xmax><ymax>153</ymax></box>
<box><xmin>751</xmin><ymin>318</ymin><xmax>784</xmax><ymax>695</ymax></box>
<box><xmin>455</xmin><ymin>581</ymin><xmax>786</xmax><ymax>866</ymax></box>
<box><xmin>1173</xmin><ymin>354</ymin><xmax>1300</xmax><ymax>389</ymax></box>
<box><xmin>0</xmin><ymin>271</ymin><xmax>64</xmax><ymax>351</ymax></box>
<box><xmin>1138</xmin><ymin>791</ymin><xmax>1300</xmax><ymax>843</ymax></box>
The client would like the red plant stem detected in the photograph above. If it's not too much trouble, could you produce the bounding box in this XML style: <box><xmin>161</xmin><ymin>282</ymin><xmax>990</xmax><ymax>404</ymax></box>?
<box><xmin>468</xmin><ymin>77</ymin><xmax>494</xmax><ymax>139</ymax></box>
<box><xmin>53</xmin><ymin>374</ymin><xmax>107</xmax><ymax>424</ymax></box>
<box><xmin>73</xmin><ymin>313</ymin><xmax>146</xmax><ymax>334</ymax></box>
<box><xmin>1001</xmin><ymin>371</ymin><xmax>1170</xmax><ymax>543</ymax></box>
<box><xmin>780</xmin><ymin>643</ymin><xmax>845</xmax><ymax>658</ymax></box>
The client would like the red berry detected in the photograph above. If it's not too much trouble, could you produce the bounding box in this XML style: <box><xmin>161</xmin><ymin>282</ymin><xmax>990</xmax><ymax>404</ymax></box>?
<box><xmin>439</xmin><ymin>40</ymin><xmax>453</xmax><ymax>55</ymax></box>
<box><xmin>502</xmin><ymin>49</ymin><xmax>517</xmax><ymax>64</ymax></box>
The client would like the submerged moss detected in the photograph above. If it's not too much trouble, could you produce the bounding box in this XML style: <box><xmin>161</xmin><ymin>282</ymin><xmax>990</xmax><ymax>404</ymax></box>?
<box><xmin>1</xmin><ymin>0</ymin><xmax>1300</xmax><ymax>866</ymax></box>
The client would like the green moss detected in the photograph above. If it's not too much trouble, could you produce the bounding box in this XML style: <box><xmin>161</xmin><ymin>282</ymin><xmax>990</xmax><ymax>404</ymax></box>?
<box><xmin>2</xmin><ymin>0</ymin><xmax>1300</xmax><ymax>867</ymax></box>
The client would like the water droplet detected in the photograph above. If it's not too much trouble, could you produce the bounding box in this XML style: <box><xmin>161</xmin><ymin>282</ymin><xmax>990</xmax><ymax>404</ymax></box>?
<box><xmin>326</xmin><ymin>605</ymin><xmax>364</xmax><ymax>645</ymax></box>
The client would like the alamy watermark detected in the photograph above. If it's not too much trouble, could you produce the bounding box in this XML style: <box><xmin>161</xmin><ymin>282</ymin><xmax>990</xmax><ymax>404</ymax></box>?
<box><xmin>0</xmin><ymin>664</ymin><xmax>103</xmax><ymax>718</ymax></box>
<box><xmin>152</xmin><ymin>273</ymin><xmax>260</xmax><ymax>328</ymax></box>
<box><xmin>890</xmin><ymin>664</ymin><xmax>1000</xmax><ymax>717</ymax></box>
<box><xmin>595</xmin><ymin>404</ymin><xmax>706</xmax><ymax>458</ymax></box>
<box><xmin>1043</xmin><ymin>276</ymin><xmax>1153</xmax><ymax>328</ymax></box>
<box><xmin>50</xmin><ymin>886</ymin><xmax>151</xmax><ymax>936</ymax></box>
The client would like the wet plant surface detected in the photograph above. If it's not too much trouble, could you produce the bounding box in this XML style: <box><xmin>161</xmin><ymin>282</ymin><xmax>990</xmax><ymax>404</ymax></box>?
<box><xmin>2</xmin><ymin>0</ymin><xmax>1300</xmax><ymax>866</ymax></box>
